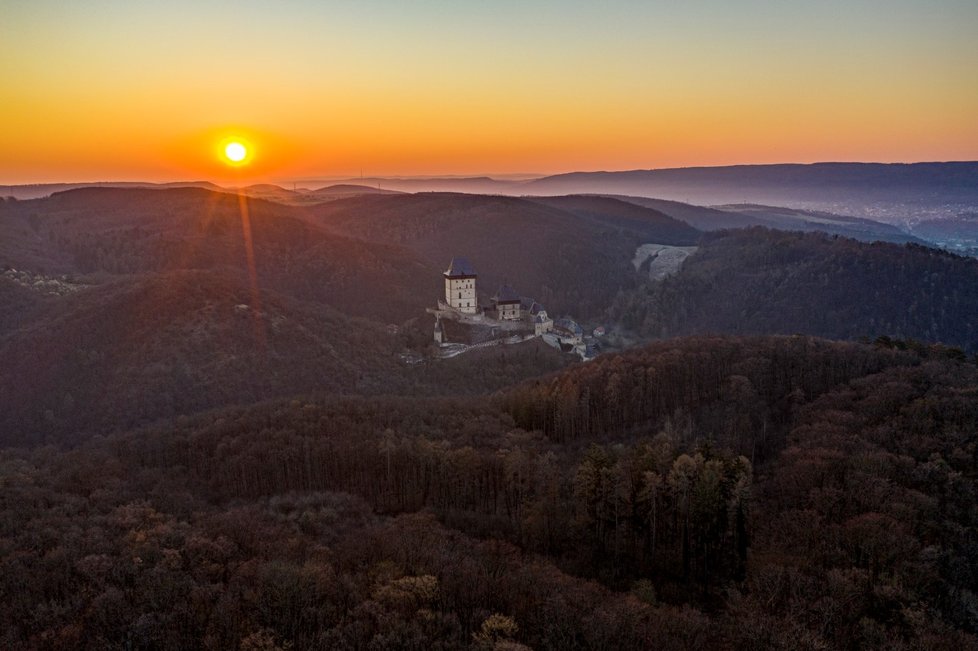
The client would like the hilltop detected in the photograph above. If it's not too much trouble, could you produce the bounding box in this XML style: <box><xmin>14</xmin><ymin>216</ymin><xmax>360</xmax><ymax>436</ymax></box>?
<box><xmin>522</xmin><ymin>162</ymin><xmax>978</xmax><ymax>220</ymax></box>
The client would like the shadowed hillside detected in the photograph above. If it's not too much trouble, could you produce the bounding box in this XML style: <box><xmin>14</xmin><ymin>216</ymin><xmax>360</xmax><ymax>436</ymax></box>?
<box><xmin>0</xmin><ymin>187</ymin><xmax>436</xmax><ymax>321</ymax></box>
<box><xmin>4</xmin><ymin>188</ymin><xmax>978</xmax><ymax>449</ymax></box>
<box><xmin>308</xmin><ymin>192</ymin><xmax>700</xmax><ymax>318</ymax></box>
<box><xmin>0</xmin><ymin>269</ymin><xmax>571</xmax><ymax>446</ymax></box>
<box><xmin>525</xmin><ymin>195</ymin><xmax>701</xmax><ymax>244</ymax></box>
<box><xmin>612</xmin><ymin>228</ymin><xmax>978</xmax><ymax>351</ymax></box>
<box><xmin>0</xmin><ymin>270</ymin><xmax>397</xmax><ymax>443</ymax></box>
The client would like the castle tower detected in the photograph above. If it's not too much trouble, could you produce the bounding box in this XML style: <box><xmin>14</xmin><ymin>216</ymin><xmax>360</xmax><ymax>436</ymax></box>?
<box><xmin>444</xmin><ymin>257</ymin><xmax>477</xmax><ymax>314</ymax></box>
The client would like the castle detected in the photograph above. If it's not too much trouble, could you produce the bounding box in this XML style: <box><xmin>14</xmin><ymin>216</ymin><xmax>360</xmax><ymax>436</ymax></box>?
<box><xmin>432</xmin><ymin>257</ymin><xmax>597</xmax><ymax>359</ymax></box>
<box><xmin>444</xmin><ymin>257</ymin><xmax>478</xmax><ymax>314</ymax></box>
<box><xmin>436</xmin><ymin>257</ymin><xmax>555</xmax><ymax>335</ymax></box>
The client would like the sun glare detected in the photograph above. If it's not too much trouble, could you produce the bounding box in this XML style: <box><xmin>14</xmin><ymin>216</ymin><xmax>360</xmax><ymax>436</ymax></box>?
<box><xmin>223</xmin><ymin>140</ymin><xmax>249</xmax><ymax>165</ymax></box>
<box><xmin>218</xmin><ymin>136</ymin><xmax>253</xmax><ymax>168</ymax></box>
<box><xmin>225</xmin><ymin>142</ymin><xmax>246</xmax><ymax>162</ymax></box>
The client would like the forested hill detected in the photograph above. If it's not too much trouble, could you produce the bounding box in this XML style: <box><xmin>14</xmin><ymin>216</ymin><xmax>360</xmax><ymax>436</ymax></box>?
<box><xmin>0</xmin><ymin>186</ymin><xmax>699</xmax><ymax>323</ymax></box>
<box><xmin>0</xmin><ymin>267</ymin><xmax>572</xmax><ymax>446</ymax></box>
<box><xmin>522</xmin><ymin>161</ymin><xmax>978</xmax><ymax>211</ymax></box>
<box><xmin>613</xmin><ymin>228</ymin><xmax>978</xmax><ymax>352</ymax></box>
<box><xmin>611</xmin><ymin>195</ymin><xmax>925</xmax><ymax>245</ymax></box>
<box><xmin>524</xmin><ymin>195</ymin><xmax>701</xmax><ymax>244</ymax></box>
<box><xmin>306</xmin><ymin>192</ymin><xmax>700</xmax><ymax>318</ymax></box>
<box><xmin>2</xmin><ymin>335</ymin><xmax>976</xmax><ymax>649</ymax></box>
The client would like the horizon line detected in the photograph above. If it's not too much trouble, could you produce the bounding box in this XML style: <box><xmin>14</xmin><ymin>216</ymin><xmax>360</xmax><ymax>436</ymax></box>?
<box><xmin>4</xmin><ymin>159</ymin><xmax>978</xmax><ymax>189</ymax></box>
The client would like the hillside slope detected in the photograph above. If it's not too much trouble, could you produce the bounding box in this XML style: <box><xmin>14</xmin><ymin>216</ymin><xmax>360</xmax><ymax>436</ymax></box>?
<box><xmin>525</xmin><ymin>195</ymin><xmax>701</xmax><ymax>244</ymax></box>
<box><xmin>523</xmin><ymin>162</ymin><xmax>978</xmax><ymax>216</ymax></box>
<box><xmin>613</xmin><ymin>195</ymin><xmax>924</xmax><ymax>244</ymax></box>
<box><xmin>612</xmin><ymin>228</ymin><xmax>978</xmax><ymax>350</ymax></box>
<box><xmin>308</xmin><ymin>192</ymin><xmax>700</xmax><ymax>318</ymax></box>
<box><xmin>0</xmin><ymin>270</ymin><xmax>403</xmax><ymax>444</ymax></box>
<box><xmin>0</xmin><ymin>187</ymin><xmax>438</xmax><ymax>321</ymax></box>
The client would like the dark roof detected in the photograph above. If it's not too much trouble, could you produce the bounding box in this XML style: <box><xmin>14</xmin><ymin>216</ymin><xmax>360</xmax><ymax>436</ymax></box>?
<box><xmin>529</xmin><ymin>302</ymin><xmax>547</xmax><ymax>315</ymax></box>
<box><xmin>444</xmin><ymin>257</ymin><xmax>477</xmax><ymax>277</ymax></box>
<box><xmin>554</xmin><ymin>317</ymin><xmax>584</xmax><ymax>336</ymax></box>
<box><xmin>494</xmin><ymin>284</ymin><xmax>520</xmax><ymax>303</ymax></box>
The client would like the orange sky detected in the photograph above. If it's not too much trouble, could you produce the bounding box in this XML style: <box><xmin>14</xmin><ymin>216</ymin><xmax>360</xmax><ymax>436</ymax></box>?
<box><xmin>1</xmin><ymin>1</ymin><xmax>976</xmax><ymax>184</ymax></box>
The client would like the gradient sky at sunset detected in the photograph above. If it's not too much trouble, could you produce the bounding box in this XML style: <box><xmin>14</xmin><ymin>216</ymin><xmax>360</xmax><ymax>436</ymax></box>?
<box><xmin>2</xmin><ymin>0</ymin><xmax>976</xmax><ymax>184</ymax></box>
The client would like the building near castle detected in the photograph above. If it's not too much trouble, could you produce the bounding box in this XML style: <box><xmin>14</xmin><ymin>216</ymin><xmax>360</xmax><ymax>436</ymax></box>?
<box><xmin>444</xmin><ymin>257</ymin><xmax>478</xmax><ymax>314</ymax></box>
<box><xmin>553</xmin><ymin>317</ymin><xmax>584</xmax><ymax>343</ymax></box>
<box><xmin>528</xmin><ymin>302</ymin><xmax>554</xmax><ymax>335</ymax></box>
<box><xmin>493</xmin><ymin>285</ymin><xmax>521</xmax><ymax>320</ymax></box>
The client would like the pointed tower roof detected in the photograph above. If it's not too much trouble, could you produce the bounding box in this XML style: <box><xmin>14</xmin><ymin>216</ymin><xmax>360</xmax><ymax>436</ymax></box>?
<box><xmin>444</xmin><ymin>257</ymin><xmax>477</xmax><ymax>277</ymax></box>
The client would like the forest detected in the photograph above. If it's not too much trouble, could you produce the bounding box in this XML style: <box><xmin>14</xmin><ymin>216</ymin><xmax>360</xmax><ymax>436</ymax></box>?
<box><xmin>1</xmin><ymin>336</ymin><xmax>976</xmax><ymax>649</ymax></box>
<box><xmin>3</xmin><ymin>188</ymin><xmax>978</xmax><ymax>649</ymax></box>
<box><xmin>612</xmin><ymin>228</ymin><xmax>978</xmax><ymax>351</ymax></box>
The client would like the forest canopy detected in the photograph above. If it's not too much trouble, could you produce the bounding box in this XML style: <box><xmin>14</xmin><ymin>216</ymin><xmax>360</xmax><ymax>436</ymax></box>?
<box><xmin>2</xmin><ymin>336</ymin><xmax>976</xmax><ymax>650</ymax></box>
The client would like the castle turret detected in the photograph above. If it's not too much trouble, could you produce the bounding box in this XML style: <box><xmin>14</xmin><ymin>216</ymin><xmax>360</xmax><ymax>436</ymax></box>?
<box><xmin>444</xmin><ymin>257</ymin><xmax>477</xmax><ymax>314</ymax></box>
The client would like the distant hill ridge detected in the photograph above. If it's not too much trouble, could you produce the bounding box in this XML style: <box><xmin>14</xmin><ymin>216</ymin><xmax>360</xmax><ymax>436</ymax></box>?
<box><xmin>528</xmin><ymin>161</ymin><xmax>978</xmax><ymax>191</ymax></box>
<box><xmin>6</xmin><ymin>160</ymin><xmax>976</xmax><ymax>199</ymax></box>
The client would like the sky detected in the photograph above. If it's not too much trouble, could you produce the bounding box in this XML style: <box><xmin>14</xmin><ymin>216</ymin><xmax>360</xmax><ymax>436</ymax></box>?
<box><xmin>1</xmin><ymin>0</ymin><xmax>976</xmax><ymax>184</ymax></box>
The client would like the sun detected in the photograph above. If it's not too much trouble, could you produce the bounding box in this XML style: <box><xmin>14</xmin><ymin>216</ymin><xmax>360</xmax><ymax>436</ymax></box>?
<box><xmin>218</xmin><ymin>137</ymin><xmax>253</xmax><ymax>167</ymax></box>
<box><xmin>225</xmin><ymin>141</ymin><xmax>247</xmax><ymax>162</ymax></box>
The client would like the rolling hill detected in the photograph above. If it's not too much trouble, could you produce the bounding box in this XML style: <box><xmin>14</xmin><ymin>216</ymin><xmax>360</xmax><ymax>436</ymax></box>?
<box><xmin>0</xmin><ymin>270</ymin><xmax>398</xmax><ymax>443</ymax></box>
<box><xmin>0</xmin><ymin>187</ymin><xmax>437</xmax><ymax>321</ymax></box>
<box><xmin>711</xmin><ymin>203</ymin><xmax>925</xmax><ymax>244</ymax></box>
<box><xmin>0</xmin><ymin>267</ymin><xmax>571</xmax><ymax>446</ymax></box>
<box><xmin>0</xmin><ymin>180</ymin><xmax>222</xmax><ymax>200</ymax></box>
<box><xmin>612</xmin><ymin>228</ymin><xmax>978</xmax><ymax>351</ymax></box>
<box><xmin>307</xmin><ymin>192</ymin><xmax>700</xmax><ymax>318</ymax></box>
<box><xmin>522</xmin><ymin>162</ymin><xmax>978</xmax><ymax>216</ymax></box>
<box><xmin>3</xmin><ymin>183</ymin><xmax>978</xmax><ymax>648</ymax></box>
<box><xmin>612</xmin><ymin>195</ymin><xmax>925</xmax><ymax>244</ymax></box>
<box><xmin>5</xmin><ymin>186</ymin><xmax>978</xmax><ymax>448</ymax></box>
